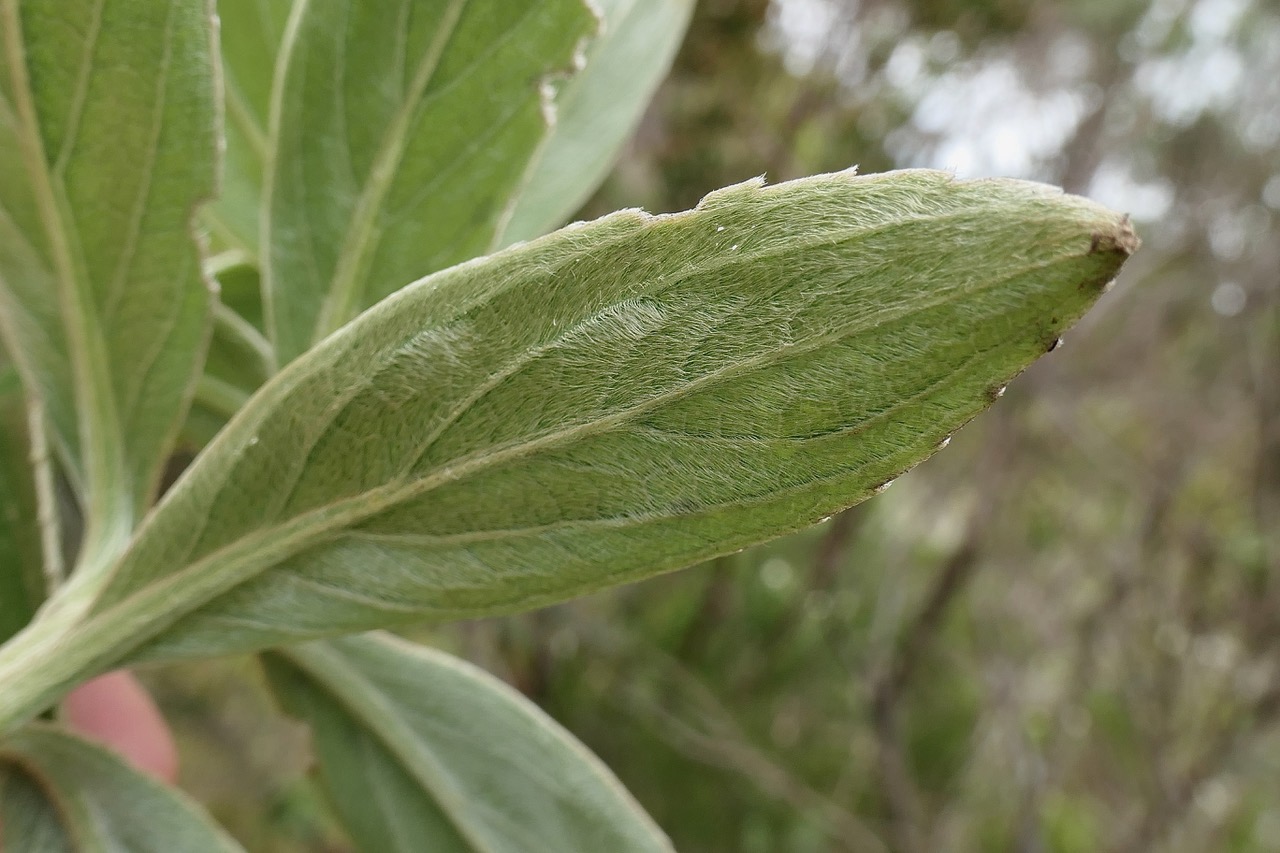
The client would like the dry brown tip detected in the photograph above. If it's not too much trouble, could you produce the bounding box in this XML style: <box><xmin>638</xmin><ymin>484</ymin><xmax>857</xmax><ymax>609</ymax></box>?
<box><xmin>1090</xmin><ymin>214</ymin><xmax>1141</xmax><ymax>256</ymax></box>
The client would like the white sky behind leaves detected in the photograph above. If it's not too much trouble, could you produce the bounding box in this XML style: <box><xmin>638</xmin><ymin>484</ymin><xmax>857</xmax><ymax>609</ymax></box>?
<box><xmin>766</xmin><ymin>0</ymin><xmax>1278</xmax><ymax>224</ymax></box>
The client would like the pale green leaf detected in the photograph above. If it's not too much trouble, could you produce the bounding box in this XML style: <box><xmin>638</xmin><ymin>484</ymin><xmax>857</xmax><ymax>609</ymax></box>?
<box><xmin>263</xmin><ymin>0</ymin><xmax>599</xmax><ymax>364</ymax></box>
<box><xmin>499</xmin><ymin>0</ymin><xmax>695</xmax><ymax>246</ymax></box>
<box><xmin>263</xmin><ymin>632</ymin><xmax>671</xmax><ymax>853</ymax></box>
<box><xmin>0</xmin><ymin>170</ymin><xmax>1137</xmax><ymax>729</ymax></box>
<box><xmin>0</xmin><ymin>0</ymin><xmax>218</xmax><ymax>546</ymax></box>
<box><xmin>205</xmin><ymin>0</ymin><xmax>291</xmax><ymax>254</ymax></box>
<box><xmin>0</xmin><ymin>725</ymin><xmax>243</xmax><ymax>852</ymax></box>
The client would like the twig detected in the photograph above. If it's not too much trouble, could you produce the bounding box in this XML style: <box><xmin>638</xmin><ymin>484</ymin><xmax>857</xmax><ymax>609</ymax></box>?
<box><xmin>869</xmin><ymin>412</ymin><xmax>1012</xmax><ymax>852</ymax></box>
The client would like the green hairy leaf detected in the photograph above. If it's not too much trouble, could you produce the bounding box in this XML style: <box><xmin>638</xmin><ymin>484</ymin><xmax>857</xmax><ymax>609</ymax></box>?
<box><xmin>0</xmin><ymin>726</ymin><xmax>242</xmax><ymax>852</ymax></box>
<box><xmin>499</xmin><ymin>0</ymin><xmax>696</xmax><ymax>246</ymax></box>
<box><xmin>0</xmin><ymin>168</ymin><xmax>1136</xmax><ymax>728</ymax></box>
<box><xmin>263</xmin><ymin>633</ymin><xmax>672</xmax><ymax>852</ymax></box>
<box><xmin>264</xmin><ymin>0</ymin><xmax>598</xmax><ymax>364</ymax></box>
<box><xmin>0</xmin><ymin>0</ymin><xmax>217</xmax><ymax>550</ymax></box>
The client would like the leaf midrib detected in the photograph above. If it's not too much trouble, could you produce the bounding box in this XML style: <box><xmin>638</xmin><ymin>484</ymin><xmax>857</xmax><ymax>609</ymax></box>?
<box><xmin>0</xmin><ymin>0</ymin><xmax>131</xmax><ymax>557</ymax></box>
<box><xmin>337</xmin><ymin>347</ymin><xmax>987</xmax><ymax>550</ymax></box>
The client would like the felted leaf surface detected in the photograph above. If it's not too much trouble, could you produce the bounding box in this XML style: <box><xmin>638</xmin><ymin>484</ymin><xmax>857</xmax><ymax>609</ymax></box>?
<box><xmin>0</xmin><ymin>0</ymin><xmax>217</xmax><ymax>532</ymax></box>
<box><xmin>263</xmin><ymin>633</ymin><xmax>672</xmax><ymax>852</ymax></box>
<box><xmin>264</xmin><ymin>0</ymin><xmax>598</xmax><ymax>364</ymax></box>
<box><xmin>498</xmin><ymin>0</ymin><xmax>695</xmax><ymax>246</ymax></box>
<box><xmin>0</xmin><ymin>725</ymin><xmax>242</xmax><ymax>852</ymax></box>
<box><xmin>0</xmin><ymin>170</ymin><xmax>1136</xmax><ymax>712</ymax></box>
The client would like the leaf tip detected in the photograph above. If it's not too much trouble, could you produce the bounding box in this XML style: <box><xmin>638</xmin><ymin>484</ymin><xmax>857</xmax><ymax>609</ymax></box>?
<box><xmin>1089</xmin><ymin>213</ymin><xmax>1141</xmax><ymax>258</ymax></box>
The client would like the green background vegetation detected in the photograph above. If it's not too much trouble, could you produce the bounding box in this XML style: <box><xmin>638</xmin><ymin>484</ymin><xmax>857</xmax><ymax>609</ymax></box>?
<box><xmin>147</xmin><ymin>0</ymin><xmax>1280</xmax><ymax>849</ymax></box>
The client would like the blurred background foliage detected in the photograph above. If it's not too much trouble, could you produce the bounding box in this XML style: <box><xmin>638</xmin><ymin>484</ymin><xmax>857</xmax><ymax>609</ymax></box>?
<box><xmin>151</xmin><ymin>0</ymin><xmax>1280</xmax><ymax>849</ymax></box>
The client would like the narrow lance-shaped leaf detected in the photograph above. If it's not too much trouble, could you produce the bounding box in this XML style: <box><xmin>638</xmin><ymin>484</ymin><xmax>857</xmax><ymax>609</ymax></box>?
<box><xmin>499</xmin><ymin>0</ymin><xmax>696</xmax><ymax>247</ymax></box>
<box><xmin>0</xmin><ymin>725</ymin><xmax>243</xmax><ymax>853</ymax></box>
<box><xmin>264</xmin><ymin>0</ymin><xmax>598</xmax><ymax>364</ymax></box>
<box><xmin>263</xmin><ymin>632</ymin><xmax>672</xmax><ymax>853</ymax></box>
<box><xmin>0</xmin><ymin>170</ymin><xmax>1137</xmax><ymax>729</ymax></box>
<box><xmin>204</xmin><ymin>0</ymin><xmax>292</xmax><ymax>255</ymax></box>
<box><xmin>0</xmin><ymin>0</ymin><xmax>218</xmax><ymax>549</ymax></box>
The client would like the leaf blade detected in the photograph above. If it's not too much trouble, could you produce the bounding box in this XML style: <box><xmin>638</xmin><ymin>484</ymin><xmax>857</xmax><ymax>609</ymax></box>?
<box><xmin>263</xmin><ymin>0</ymin><xmax>599</xmax><ymax>364</ymax></box>
<box><xmin>263</xmin><ymin>633</ymin><xmax>671</xmax><ymax>853</ymax></box>
<box><xmin>0</xmin><ymin>0</ymin><xmax>218</xmax><ymax>542</ymax></box>
<box><xmin>499</xmin><ymin>0</ymin><xmax>695</xmax><ymax>246</ymax></box>
<box><xmin>129</xmin><ymin>170</ymin><xmax>1135</xmax><ymax>659</ymax></box>
<box><xmin>0</xmin><ymin>725</ymin><xmax>243</xmax><ymax>852</ymax></box>
<box><xmin>0</xmin><ymin>765</ymin><xmax>73</xmax><ymax>853</ymax></box>
<box><xmin>0</xmin><ymin>170</ymin><xmax>1136</xmax><ymax>726</ymax></box>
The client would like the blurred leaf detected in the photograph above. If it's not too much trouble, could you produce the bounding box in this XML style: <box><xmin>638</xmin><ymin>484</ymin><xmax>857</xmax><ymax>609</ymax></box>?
<box><xmin>0</xmin><ymin>0</ymin><xmax>217</xmax><ymax>545</ymax></box>
<box><xmin>1040</xmin><ymin>792</ymin><xmax>1102</xmax><ymax>853</ymax></box>
<box><xmin>0</xmin><ymin>765</ymin><xmax>71</xmax><ymax>852</ymax></box>
<box><xmin>206</xmin><ymin>0</ymin><xmax>291</xmax><ymax>254</ymax></box>
<box><xmin>0</xmin><ymin>725</ymin><xmax>242</xmax><ymax>852</ymax></box>
<box><xmin>0</xmin><ymin>169</ymin><xmax>1135</xmax><ymax>726</ymax></box>
<box><xmin>201</xmin><ymin>259</ymin><xmax>273</xmax><ymax>411</ymax></box>
<box><xmin>0</xmin><ymin>367</ymin><xmax>43</xmax><ymax>644</ymax></box>
<box><xmin>499</xmin><ymin>0</ymin><xmax>696</xmax><ymax>245</ymax></box>
<box><xmin>184</xmin><ymin>257</ymin><xmax>273</xmax><ymax>445</ymax></box>
<box><xmin>263</xmin><ymin>0</ymin><xmax>598</xmax><ymax>364</ymax></box>
<box><xmin>263</xmin><ymin>632</ymin><xmax>672</xmax><ymax>852</ymax></box>
<box><xmin>209</xmin><ymin>256</ymin><xmax>266</xmax><ymax>331</ymax></box>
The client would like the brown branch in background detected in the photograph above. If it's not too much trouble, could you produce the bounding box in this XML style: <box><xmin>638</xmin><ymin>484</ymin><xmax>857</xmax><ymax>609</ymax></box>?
<box><xmin>674</xmin><ymin>555</ymin><xmax>737</xmax><ymax>661</ymax></box>
<box><xmin>870</xmin><ymin>411</ymin><xmax>1013</xmax><ymax>853</ymax></box>
<box><xmin>617</xmin><ymin>670</ymin><xmax>889</xmax><ymax>853</ymax></box>
<box><xmin>1115</xmin><ymin>678</ymin><xmax>1280</xmax><ymax>853</ymax></box>
<box><xmin>814</xmin><ymin>504</ymin><xmax>872</xmax><ymax>592</ymax></box>
<box><xmin>1246</xmin><ymin>288</ymin><xmax>1280</xmax><ymax>577</ymax></box>
<box><xmin>752</xmin><ymin>503</ymin><xmax>873</xmax><ymax>659</ymax></box>
<box><xmin>579</xmin><ymin>615</ymin><xmax>891</xmax><ymax>852</ymax></box>
<box><xmin>870</xmin><ymin>534</ymin><xmax>983</xmax><ymax>853</ymax></box>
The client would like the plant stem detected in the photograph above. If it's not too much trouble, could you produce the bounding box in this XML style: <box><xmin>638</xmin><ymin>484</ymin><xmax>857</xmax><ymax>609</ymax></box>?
<box><xmin>0</xmin><ymin>599</ymin><xmax>96</xmax><ymax>733</ymax></box>
<box><xmin>213</xmin><ymin>302</ymin><xmax>277</xmax><ymax>379</ymax></box>
<box><xmin>26</xmin><ymin>399</ymin><xmax>65</xmax><ymax>593</ymax></box>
